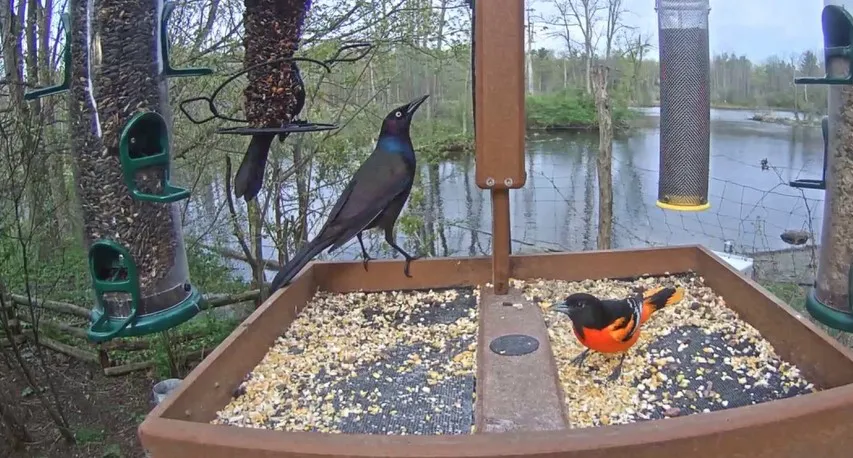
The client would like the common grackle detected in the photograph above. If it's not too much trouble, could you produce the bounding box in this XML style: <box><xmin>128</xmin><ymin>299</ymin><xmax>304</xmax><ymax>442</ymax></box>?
<box><xmin>234</xmin><ymin>60</ymin><xmax>306</xmax><ymax>202</ymax></box>
<box><xmin>269</xmin><ymin>94</ymin><xmax>430</xmax><ymax>293</ymax></box>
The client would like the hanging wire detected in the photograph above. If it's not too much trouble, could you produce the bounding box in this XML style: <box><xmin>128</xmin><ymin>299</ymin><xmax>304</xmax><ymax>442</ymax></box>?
<box><xmin>178</xmin><ymin>42</ymin><xmax>373</xmax><ymax>136</ymax></box>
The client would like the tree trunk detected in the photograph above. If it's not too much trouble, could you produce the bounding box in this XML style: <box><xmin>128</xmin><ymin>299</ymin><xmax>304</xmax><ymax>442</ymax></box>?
<box><xmin>592</xmin><ymin>65</ymin><xmax>613</xmax><ymax>250</ymax></box>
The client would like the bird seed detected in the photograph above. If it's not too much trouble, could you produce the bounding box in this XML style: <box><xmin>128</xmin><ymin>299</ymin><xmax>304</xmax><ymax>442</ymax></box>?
<box><xmin>513</xmin><ymin>274</ymin><xmax>816</xmax><ymax>428</ymax></box>
<box><xmin>213</xmin><ymin>287</ymin><xmax>478</xmax><ymax>434</ymax></box>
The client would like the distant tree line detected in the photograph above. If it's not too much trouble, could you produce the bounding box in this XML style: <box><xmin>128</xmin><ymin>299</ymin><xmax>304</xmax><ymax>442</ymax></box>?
<box><xmin>527</xmin><ymin>47</ymin><xmax>828</xmax><ymax>119</ymax></box>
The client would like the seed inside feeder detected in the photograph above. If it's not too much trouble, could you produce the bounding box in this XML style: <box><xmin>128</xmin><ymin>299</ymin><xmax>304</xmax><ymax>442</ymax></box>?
<box><xmin>243</xmin><ymin>0</ymin><xmax>310</xmax><ymax>130</ymax></box>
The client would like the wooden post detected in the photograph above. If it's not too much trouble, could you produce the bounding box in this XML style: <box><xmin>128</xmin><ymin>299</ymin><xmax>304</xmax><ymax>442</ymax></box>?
<box><xmin>473</xmin><ymin>0</ymin><xmax>526</xmax><ymax>295</ymax></box>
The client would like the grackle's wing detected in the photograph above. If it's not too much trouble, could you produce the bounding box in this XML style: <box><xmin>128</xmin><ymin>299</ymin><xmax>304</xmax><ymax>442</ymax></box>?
<box><xmin>316</xmin><ymin>148</ymin><xmax>414</xmax><ymax>247</ymax></box>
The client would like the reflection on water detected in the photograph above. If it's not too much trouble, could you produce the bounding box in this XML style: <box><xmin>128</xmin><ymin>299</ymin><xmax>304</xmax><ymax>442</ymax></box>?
<box><xmin>187</xmin><ymin>108</ymin><xmax>827</xmax><ymax>280</ymax></box>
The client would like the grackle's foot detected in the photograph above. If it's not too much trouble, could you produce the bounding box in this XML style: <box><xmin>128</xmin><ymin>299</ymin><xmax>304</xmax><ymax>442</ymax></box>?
<box><xmin>357</xmin><ymin>233</ymin><xmax>372</xmax><ymax>272</ymax></box>
<box><xmin>570</xmin><ymin>349</ymin><xmax>589</xmax><ymax>367</ymax></box>
<box><xmin>403</xmin><ymin>255</ymin><xmax>420</xmax><ymax>278</ymax></box>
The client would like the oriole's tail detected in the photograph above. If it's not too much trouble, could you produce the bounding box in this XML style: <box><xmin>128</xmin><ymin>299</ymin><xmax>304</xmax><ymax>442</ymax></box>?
<box><xmin>642</xmin><ymin>286</ymin><xmax>685</xmax><ymax>313</ymax></box>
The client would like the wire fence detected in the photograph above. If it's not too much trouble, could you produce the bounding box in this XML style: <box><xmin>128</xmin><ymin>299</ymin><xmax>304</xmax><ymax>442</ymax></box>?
<box><xmin>186</xmin><ymin>140</ymin><xmax>824</xmax><ymax>299</ymax></box>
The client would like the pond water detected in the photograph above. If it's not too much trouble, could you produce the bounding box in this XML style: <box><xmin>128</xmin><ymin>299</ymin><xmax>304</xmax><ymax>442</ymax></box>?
<box><xmin>188</xmin><ymin>107</ymin><xmax>827</xmax><ymax>281</ymax></box>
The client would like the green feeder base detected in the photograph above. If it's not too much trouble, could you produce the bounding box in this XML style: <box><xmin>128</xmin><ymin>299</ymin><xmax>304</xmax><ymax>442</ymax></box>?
<box><xmin>87</xmin><ymin>285</ymin><xmax>204</xmax><ymax>343</ymax></box>
<box><xmin>804</xmin><ymin>287</ymin><xmax>853</xmax><ymax>333</ymax></box>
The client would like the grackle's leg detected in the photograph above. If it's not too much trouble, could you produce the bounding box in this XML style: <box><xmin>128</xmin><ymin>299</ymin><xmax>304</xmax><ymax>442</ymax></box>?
<box><xmin>357</xmin><ymin>233</ymin><xmax>373</xmax><ymax>271</ymax></box>
<box><xmin>570</xmin><ymin>349</ymin><xmax>589</xmax><ymax>367</ymax></box>
<box><xmin>384</xmin><ymin>228</ymin><xmax>418</xmax><ymax>278</ymax></box>
<box><xmin>607</xmin><ymin>353</ymin><xmax>627</xmax><ymax>382</ymax></box>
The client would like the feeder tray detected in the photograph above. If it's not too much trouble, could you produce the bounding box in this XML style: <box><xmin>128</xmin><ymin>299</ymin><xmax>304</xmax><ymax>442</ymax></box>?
<box><xmin>178</xmin><ymin>43</ymin><xmax>372</xmax><ymax>130</ymax></box>
<box><xmin>87</xmin><ymin>240</ymin><xmax>202</xmax><ymax>343</ymax></box>
<box><xmin>140</xmin><ymin>247</ymin><xmax>853</xmax><ymax>457</ymax></box>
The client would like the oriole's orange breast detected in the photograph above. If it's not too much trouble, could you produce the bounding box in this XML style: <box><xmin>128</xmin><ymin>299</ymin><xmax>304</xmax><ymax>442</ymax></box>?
<box><xmin>573</xmin><ymin>326</ymin><xmax>640</xmax><ymax>353</ymax></box>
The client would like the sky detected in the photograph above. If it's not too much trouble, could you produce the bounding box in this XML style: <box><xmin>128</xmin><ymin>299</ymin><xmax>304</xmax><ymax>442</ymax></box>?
<box><xmin>529</xmin><ymin>0</ymin><xmax>827</xmax><ymax>62</ymax></box>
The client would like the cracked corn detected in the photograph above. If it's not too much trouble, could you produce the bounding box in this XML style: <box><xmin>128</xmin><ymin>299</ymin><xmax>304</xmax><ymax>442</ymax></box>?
<box><xmin>513</xmin><ymin>273</ymin><xmax>816</xmax><ymax>428</ymax></box>
<box><xmin>213</xmin><ymin>288</ymin><xmax>478</xmax><ymax>434</ymax></box>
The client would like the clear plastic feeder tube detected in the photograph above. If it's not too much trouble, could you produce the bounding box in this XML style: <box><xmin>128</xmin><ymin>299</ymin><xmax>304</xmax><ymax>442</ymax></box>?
<box><xmin>815</xmin><ymin>55</ymin><xmax>853</xmax><ymax>312</ymax></box>
<box><xmin>70</xmin><ymin>0</ymin><xmax>193</xmax><ymax>324</ymax></box>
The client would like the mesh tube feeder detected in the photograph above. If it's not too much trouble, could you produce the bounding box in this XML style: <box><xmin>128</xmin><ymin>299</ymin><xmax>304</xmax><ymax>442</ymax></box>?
<box><xmin>655</xmin><ymin>0</ymin><xmax>711</xmax><ymax>212</ymax></box>
<box><xmin>26</xmin><ymin>0</ymin><xmax>213</xmax><ymax>342</ymax></box>
<box><xmin>795</xmin><ymin>3</ymin><xmax>853</xmax><ymax>332</ymax></box>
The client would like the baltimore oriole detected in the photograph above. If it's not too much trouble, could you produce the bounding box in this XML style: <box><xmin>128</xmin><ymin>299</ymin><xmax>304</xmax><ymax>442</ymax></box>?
<box><xmin>553</xmin><ymin>286</ymin><xmax>685</xmax><ymax>381</ymax></box>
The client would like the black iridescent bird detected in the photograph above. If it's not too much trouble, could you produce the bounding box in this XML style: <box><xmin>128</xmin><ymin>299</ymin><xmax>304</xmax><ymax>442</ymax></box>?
<box><xmin>234</xmin><ymin>60</ymin><xmax>306</xmax><ymax>202</ymax></box>
<box><xmin>269</xmin><ymin>94</ymin><xmax>430</xmax><ymax>293</ymax></box>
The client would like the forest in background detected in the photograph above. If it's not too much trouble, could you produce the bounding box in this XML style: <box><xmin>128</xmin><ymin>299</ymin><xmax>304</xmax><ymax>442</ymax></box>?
<box><xmin>0</xmin><ymin>0</ymin><xmax>832</xmax><ymax>329</ymax></box>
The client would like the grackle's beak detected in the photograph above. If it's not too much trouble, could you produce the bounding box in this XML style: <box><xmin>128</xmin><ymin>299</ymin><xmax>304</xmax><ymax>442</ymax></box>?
<box><xmin>406</xmin><ymin>94</ymin><xmax>429</xmax><ymax>116</ymax></box>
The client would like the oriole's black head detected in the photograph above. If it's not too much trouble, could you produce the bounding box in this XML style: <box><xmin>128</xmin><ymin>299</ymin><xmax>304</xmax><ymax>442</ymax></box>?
<box><xmin>554</xmin><ymin>292</ymin><xmax>598</xmax><ymax>316</ymax></box>
<box><xmin>380</xmin><ymin>94</ymin><xmax>429</xmax><ymax>137</ymax></box>
<box><xmin>553</xmin><ymin>293</ymin><xmax>609</xmax><ymax>332</ymax></box>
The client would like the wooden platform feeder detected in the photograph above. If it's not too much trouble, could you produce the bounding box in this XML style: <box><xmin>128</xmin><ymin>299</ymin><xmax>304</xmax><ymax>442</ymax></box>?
<box><xmin>140</xmin><ymin>1</ymin><xmax>853</xmax><ymax>456</ymax></box>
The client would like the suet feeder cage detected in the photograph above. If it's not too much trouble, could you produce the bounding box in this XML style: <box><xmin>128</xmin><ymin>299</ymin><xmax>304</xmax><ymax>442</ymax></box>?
<box><xmin>177</xmin><ymin>43</ymin><xmax>372</xmax><ymax>136</ymax></box>
<box><xmin>655</xmin><ymin>0</ymin><xmax>712</xmax><ymax>212</ymax></box>
<box><xmin>26</xmin><ymin>0</ymin><xmax>212</xmax><ymax>342</ymax></box>
<box><xmin>795</xmin><ymin>3</ymin><xmax>853</xmax><ymax>332</ymax></box>
<box><xmin>139</xmin><ymin>1</ymin><xmax>853</xmax><ymax>456</ymax></box>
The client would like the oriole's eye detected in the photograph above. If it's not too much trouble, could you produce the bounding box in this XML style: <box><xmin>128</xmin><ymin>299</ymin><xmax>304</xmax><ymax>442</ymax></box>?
<box><xmin>395</xmin><ymin>111</ymin><xmax>403</xmax><ymax>118</ymax></box>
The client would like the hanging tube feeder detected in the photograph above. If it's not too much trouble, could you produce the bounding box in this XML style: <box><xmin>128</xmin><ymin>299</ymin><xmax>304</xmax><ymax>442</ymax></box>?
<box><xmin>26</xmin><ymin>0</ymin><xmax>213</xmax><ymax>342</ymax></box>
<box><xmin>655</xmin><ymin>0</ymin><xmax>712</xmax><ymax>211</ymax></box>
<box><xmin>795</xmin><ymin>3</ymin><xmax>853</xmax><ymax>332</ymax></box>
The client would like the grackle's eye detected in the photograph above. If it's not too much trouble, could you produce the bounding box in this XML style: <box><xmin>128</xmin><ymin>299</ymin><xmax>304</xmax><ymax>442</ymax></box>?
<box><xmin>395</xmin><ymin>111</ymin><xmax>402</xmax><ymax>118</ymax></box>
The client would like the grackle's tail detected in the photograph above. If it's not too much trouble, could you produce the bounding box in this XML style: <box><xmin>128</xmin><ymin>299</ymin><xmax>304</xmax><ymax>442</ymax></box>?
<box><xmin>269</xmin><ymin>237</ymin><xmax>334</xmax><ymax>293</ymax></box>
<box><xmin>234</xmin><ymin>133</ymin><xmax>275</xmax><ymax>201</ymax></box>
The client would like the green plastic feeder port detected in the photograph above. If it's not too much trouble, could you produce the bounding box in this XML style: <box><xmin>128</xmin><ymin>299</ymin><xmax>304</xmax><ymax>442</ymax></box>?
<box><xmin>795</xmin><ymin>5</ymin><xmax>853</xmax><ymax>86</ymax></box>
<box><xmin>24</xmin><ymin>13</ymin><xmax>71</xmax><ymax>100</ymax></box>
<box><xmin>160</xmin><ymin>1</ymin><xmax>213</xmax><ymax>78</ymax></box>
<box><xmin>119</xmin><ymin>111</ymin><xmax>190</xmax><ymax>203</ymax></box>
<box><xmin>87</xmin><ymin>240</ymin><xmax>203</xmax><ymax>343</ymax></box>
<box><xmin>805</xmin><ymin>261</ymin><xmax>853</xmax><ymax>333</ymax></box>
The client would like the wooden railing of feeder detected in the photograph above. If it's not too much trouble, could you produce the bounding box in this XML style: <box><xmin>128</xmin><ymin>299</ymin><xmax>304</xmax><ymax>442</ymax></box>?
<box><xmin>474</xmin><ymin>0</ymin><xmax>526</xmax><ymax>295</ymax></box>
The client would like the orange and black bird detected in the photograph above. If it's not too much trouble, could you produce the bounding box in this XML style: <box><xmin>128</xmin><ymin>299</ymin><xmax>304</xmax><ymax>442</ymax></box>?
<box><xmin>553</xmin><ymin>286</ymin><xmax>685</xmax><ymax>381</ymax></box>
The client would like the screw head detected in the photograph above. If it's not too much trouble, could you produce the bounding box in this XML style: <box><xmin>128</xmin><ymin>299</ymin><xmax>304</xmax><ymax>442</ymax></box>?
<box><xmin>504</xmin><ymin>177</ymin><xmax>513</xmax><ymax>187</ymax></box>
<box><xmin>485</xmin><ymin>177</ymin><xmax>495</xmax><ymax>187</ymax></box>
